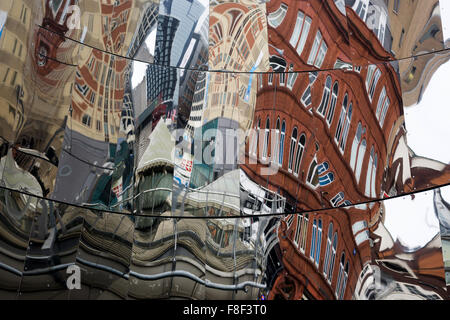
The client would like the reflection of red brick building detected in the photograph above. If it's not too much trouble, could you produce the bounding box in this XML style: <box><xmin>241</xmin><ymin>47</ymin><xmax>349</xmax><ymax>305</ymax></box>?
<box><xmin>34</xmin><ymin>0</ymin><xmax>76</xmax><ymax>77</ymax></box>
<box><xmin>70</xmin><ymin>1</ymin><xmax>132</xmax><ymax>144</ymax></box>
<box><xmin>242</xmin><ymin>0</ymin><xmax>409</xmax><ymax>300</ymax></box>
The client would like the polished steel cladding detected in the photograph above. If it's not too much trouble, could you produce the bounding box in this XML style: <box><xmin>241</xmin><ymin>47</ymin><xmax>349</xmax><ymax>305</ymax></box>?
<box><xmin>0</xmin><ymin>0</ymin><xmax>449</xmax><ymax>300</ymax></box>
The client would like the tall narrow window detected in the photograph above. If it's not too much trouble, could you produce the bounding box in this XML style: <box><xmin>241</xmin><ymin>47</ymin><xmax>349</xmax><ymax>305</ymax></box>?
<box><xmin>263</xmin><ymin>117</ymin><xmax>270</xmax><ymax>160</ymax></box>
<box><xmin>315</xmin><ymin>219</ymin><xmax>323</xmax><ymax>266</ymax></box>
<box><xmin>307</xmin><ymin>159</ymin><xmax>319</xmax><ymax>187</ymax></box>
<box><xmin>288</xmin><ymin>127</ymin><xmax>298</xmax><ymax>172</ymax></box>
<box><xmin>364</xmin><ymin>149</ymin><xmax>376</xmax><ymax>198</ymax></box>
<box><xmin>327</xmin><ymin>233</ymin><xmax>338</xmax><ymax>282</ymax></box>
<box><xmin>286</xmin><ymin>64</ymin><xmax>298</xmax><ymax>90</ymax></box>
<box><xmin>268</xmin><ymin>72</ymin><xmax>273</xmax><ymax>86</ymax></box>
<box><xmin>290</xmin><ymin>11</ymin><xmax>312</xmax><ymax>56</ymax></box>
<box><xmin>355</xmin><ymin>139</ymin><xmax>367</xmax><ymax>184</ymax></box>
<box><xmin>366</xmin><ymin>66</ymin><xmax>381</xmax><ymax>101</ymax></box>
<box><xmin>294</xmin><ymin>214</ymin><xmax>303</xmax><ymax>246</ymax></box>
<box><xmin>268</xmin><ymin>3</ymin><xmax>288</xmax><ymax>28</ymax></box>
<box><xmin>274</xmin><ymin>118</ymin><xmax>281</xmax><ymax>164</ymax></box>
<box><xmin>340</xmin><ymin>102</ymin><xmax>353</xmax><ymax>152</ymax></box>
<box><xmin>318</xmin><ymin>76</ymin><xmax>332</xmax><ymax>116</ymax></box>
<box><xmin>339</xmin><ymin>262</ymin><xmax>349</xmax><ymax>300</ymax></box>
<box><xmin>253</xmin><ymin>118</ymin><xmax>261</xmax><ymax>157</ymax></box>
<box><xmin>279</xmin><ymin>121</ymin><xmax>286</xmax><ymax>166</ymax></box>
<box><xmin>286</xmin><ymin>214</ymin><xmax>295</xmax><ymax>229</ymax></box>
<box><xmin>335</xmin><ymin>94</ymin><xmax>348</xmax><ymax>144</ymax></box>
<box><xmin>308</xmin><ymin>30</ymin><xmax>327</xmax><ymax>68</ymax></box>
<box><xmin>371</xmin><ymin>153</ymin><xmax>378</xmax><ymax>198</ymax></box>
<box><xmin>376</xmin><ymin>87</ymin><xmax>386</xmax><ymax>120</ymax></box>
<box><xmin>300</xmin><ymin>213</ymin><xmax>309</xmax><ymax>252</ymax></box>
<box><xmin>293</xmin><ymin>134</ymin><xmax>306</xmax><ymax>175</ymax></box>
<box><xmin>380</xmin><ymin>97</ymin><xmax>390</xmax><ymax>128</ymax></box>
<box><xmin>376</xmin><ymin>87</ymin><xmax>390</xmax><ymax>128</ymax></box>
<box><xmin>350</xmin><ymin>124</ymin><xmax>362</xmax><ymax>171</ymax></box>
<box><xmin>310</xmin><ymin>219</ymin><xmax>317</xmax><ymax>260</ymax></box>
<box><xmin>323</xmin><ymin>223</ymin><xmax>333</xmax><ymax>277</ymax></box>
<box><xmin>353</xmin><ymin>0</ymin><xmax>369</xmax><ymax>21</ymax></box>
<box><xmin>326</xmin><ymin>82</ymin><xmax>339</xmax><ymax>126</ymax></box>
<box><xmin>336</xmin><ymin>252</ymin><xmax>346</xmax><ymax>298</ymax></box>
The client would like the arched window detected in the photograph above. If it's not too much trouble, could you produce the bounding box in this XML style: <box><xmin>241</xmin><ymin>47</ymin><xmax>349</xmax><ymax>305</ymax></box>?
<box><xmin>327</xmin><ymin>233</ymin><xmax>338</xmax><ymax>282</ymax></box>
<box><xmin>331</xmin><ymin>192</ymin><xmax>345</xmax><ymax>207</ymax></box>
<box><xmin>290</xmin><ymin>10</ymin><xmax>312</xmax><ymax>56</ymax></box>
<box><xmin>336</xmin><ymin>252</ymin><xmax>346</xmax><ymax>298</ymax></box>
<box><xmin>376</xmin><ymin>87</ymin><xmax>390</xmax><ymax>128</ymax></box>
<box><xmin>306</xmin><ymin>159</ymin><xmax>319</xmax><ymax>187</ymax></box>
<box><xmin>323</xmin><ymin>223</ymin><xmax>333</xmax><ymax>278</ymax></box>
<box><xmin>286</xmin><ymin>64</ymin><xmax>298</xmax><ymax>90</ymax></box>
<box><xmin>308</xmin><ymin>30</ymin><xmax>328</xmax><ymax>68</ymax></box>
<box><xmin>339</xmin><ymin>261</ymin><xmax>349</xmax><ymax>300</ymax></box>
<box><xmin>310</xmin><ymin>219</ymin><xmax>317</xmax><ymax>261</ymax></box>
<box><xmin>340</xmin><ymin>103</ymin><xmax>352</xmax><ymax>152</ymax></box>
<box><xmin>251</xmin><ymin>117</ymin><xmax>260</xmax><ymax>157</ymax></box>
<box><xmin>365</xmin><ymin>148</ymin><xmax>378</xmax><ymax>198</ymax></box>
<box><xmin>355</xmin><ymin>139</ymin><xmax>367</xmax><ymax>184</ymax></box>
<box><xmin>326</xmin><ymin>82</ymin><xmax>339</xmax><ymax>126</ymax></box>
<box><xmin>372</xmin><ymin>153</ymin><xmax>378</xmax><ymax>198</ymax></box>
<box><xmin>288</xmin><ymin>127</ymin><xmax>298</xmax><ymax>172</ymax></box>
<box><xmin>319</xmin><ymin>172</ymin><xmax>334</xmax><ymax>186</ymax></box>
<box><xmin>317</xmin><ymin>162</ymin><xmax>329</xmax><ymax>175</ymax></box>
<box><xmin>380</xmin><ymin>97</ymin><xmax>390</xmax><ymax>128</ymax></box>
<box><xmin>318</xmin><ymin>76</ymin><xmax>332</xmax><ymax>116</ymax></box>
<box><xmin>366</xmin><ymin>65</ymin><xmax>381</xmax><ymax>101</ymax></box>
<box><xmin>335</xmin><ymin>93</ymin><xmax>348</xmax><ymax>144</ymax></box>
<box><xmin>293</xmin><ymin>134</ymin><xmax>306</xmax><ymax>175</ymax></box>
<box><xmin>353</xmin><ymin>0</ymin><xmax>369</xmax><ymax>21</ymax></box>
<box><xmin>279</xmin><ymin>120</ymin><xmax>286</xmax><ymax>165</ymax></box>
<box><xmin>315</xmin><ymin>219</ymin><xmax>323</xmax><ymax>266</ymax></box>
<box><xmin>350</xmin><ymin>122</ymin><xmax>363</xmax><ymax>171</ymax></box>
<box><xmin>268</xmin><ymin>3</ymin><xmax>288</xmax><ymax>28</ymax></box>
<box><xmin>294</xmin><ymin>214</ymin><xmax>303</xmax><ymax>246</ymax></box>
<box><xmin>262</xmin><ymin>117</ymin><xmax>270</xmax><ymax>160</ymax></box>
<box><xmin>300</xmin><ymin>213</ymin><xmax>309</xmax><ymax>252</ymax></box>
<box><xmin>274</xmin><ymin>118</ymin><xmax>281</xmax><ymax>164</ymax></box>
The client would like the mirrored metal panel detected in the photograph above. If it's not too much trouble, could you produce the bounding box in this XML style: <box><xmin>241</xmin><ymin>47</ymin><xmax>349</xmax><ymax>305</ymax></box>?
<box><xmin>0</xmin><ymin>187</ymin><xmax>35</xmax><ymax>299</ymax></box>
<box><xmin>1</xmin><ymin>0</ymin><xmax>450</xmax><ymax>301</ymax></box>
<box><xmin>18</xmin><ymin>196</ymin><xmax>84</xmax><ymax>300</ymax></box>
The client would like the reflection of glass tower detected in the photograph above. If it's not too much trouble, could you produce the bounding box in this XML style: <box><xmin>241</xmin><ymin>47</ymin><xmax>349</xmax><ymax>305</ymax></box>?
<box><xmin>145</xmin><ymin>15</ymin><xmax>179</xmax><ymax>108</ymax></box>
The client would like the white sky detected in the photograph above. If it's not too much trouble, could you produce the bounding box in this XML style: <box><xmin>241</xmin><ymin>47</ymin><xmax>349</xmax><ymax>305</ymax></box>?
<box><xmin>403</xmin><ymin>1</ymin><xmax>450</xmax><ymax>164</ymax></box>
<box><xmin>383</xmin><ymin>190</ymin><xmax>441</xmax><ymax>250</ymax></box>
<box><xmin>404</xmin><ymin>59</ymin><xmax>450</xmax><ymax>164</ymax></box>
<box><xmin>384</xmin><ymin>2</ymin><xmax>450</xmax><ymax>248</ymax></box>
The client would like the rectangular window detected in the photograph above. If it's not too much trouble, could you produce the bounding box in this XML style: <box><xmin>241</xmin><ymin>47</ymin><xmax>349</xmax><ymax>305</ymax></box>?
<box><xmin>307</xmin><ymin>31</ymin><xmax>322</xmax><ymax>65</ymax></box>
<box><xmin>294</xmin><ymin>214</ymin><xmax>303</xmax><ymax>246</ymax></box>
<box><xmin>290</xmin><ymin>11</ymin><xmax>312</xmax><ymax>56</ymax></box>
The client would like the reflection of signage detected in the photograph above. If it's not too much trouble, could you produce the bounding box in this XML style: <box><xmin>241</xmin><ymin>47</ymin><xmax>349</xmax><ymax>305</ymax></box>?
<box><xmin>112</xmin><ymin>177</ymin><xmax>123</xmax><ymax>200</ymax></box>
<box><xmin>181</xmin><ymin>159</ymin><xmax>192</xmax><ymax>172</ymax></box>
<box><xmin>174</xmin><ymin>175</ymin><xmax>189</xmax><ymax>188</ymax></box>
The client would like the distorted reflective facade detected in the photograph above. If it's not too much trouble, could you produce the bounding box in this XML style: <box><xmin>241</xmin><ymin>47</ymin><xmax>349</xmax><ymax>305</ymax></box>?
<box><xmin>0</xmin><ymin>0</ymin><xmax>449</xmax><ymax>300</ymax></box>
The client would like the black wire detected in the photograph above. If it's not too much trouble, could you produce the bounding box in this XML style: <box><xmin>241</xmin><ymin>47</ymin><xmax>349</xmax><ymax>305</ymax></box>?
<box><xmin>36</xmin><ymin>23</ymin><xmax>450</xmax><ymax>75</ymax></box>
<box><xmin>0</xmin><ymin>181</ymin><xmax>449</xmax><ymax>220</ymax></box>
